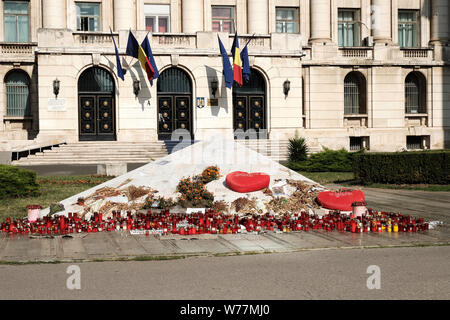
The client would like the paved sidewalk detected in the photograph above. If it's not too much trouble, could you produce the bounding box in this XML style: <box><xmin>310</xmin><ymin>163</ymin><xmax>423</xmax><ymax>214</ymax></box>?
<box><xmin>1</xmin><ymin>187</ymin><xmax>448</xmax><ymax>263</ymax></box>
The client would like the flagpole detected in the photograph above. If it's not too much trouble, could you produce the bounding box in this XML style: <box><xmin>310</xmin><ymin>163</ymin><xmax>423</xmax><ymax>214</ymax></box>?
<box><xmin>124</xmin><ymin>28</ymin><xmax>136</xmax><ymax>73</ymax></box>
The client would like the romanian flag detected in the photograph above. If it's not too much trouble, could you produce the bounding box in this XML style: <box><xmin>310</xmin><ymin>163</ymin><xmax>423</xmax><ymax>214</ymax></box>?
<box><xmin>231</xmin><ymin>33</ymin><xmax>243</xmax><ymax>87</ymax></box>
<box><xmin>126</xmin><ymin>31</ymin><xmax>155</xmax><ymax>83</ymax></box>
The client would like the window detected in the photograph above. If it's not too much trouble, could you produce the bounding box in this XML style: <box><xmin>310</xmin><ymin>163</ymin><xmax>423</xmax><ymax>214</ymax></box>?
<box><xmin>338</xmin><ymin>9</ymin><xmax>360</xmax><ymax>47</ymax></box>
<box><xmin>398</xmin><ymin>10</ymin><xmax>419</xmax><ymax>47</ymax></box>
<box><xmin>344</xmin><ymin>72</ymin><xmax>366</xmax><ymax>114</ymax></box>
<box><xmin>144</xmin><ymin>4</ymin><xmax>170</xmax><ymax>33</ymax></box>
<box><xmin>212</xmin><ymin>6</ymin><xmax>234</xmax><ymax>33</ymax></box>
<box><xmin>406</xmin><ymin>136</ymin><xmax>428</xmax><ymax>150</ymax></box>
<box><xmin>4</xmin><ymin>1</ymin><xmax>29</xmax><ymax>42</ymax></box>
<box><xmin>5</xmin><ymin>71</ymin><xmax>30</xmax><ymax>117</ymax></box>
<box><xmin>76</xmin><ymin>2</ymin><xmax>100</xmax><ymax>31</ymax></box>
<box><xmin>350</xmin><ymin>137</ymin><xmax>369</xmax><ymax>151</ymax></box>
<box><xmin>405</xmin><ymin>72</ymin><xmax>426</xmax><ymax>114</ymax></box>
<box><xmin>276</xmin><ymin>7</ymin><xmax>299</xmax><ymax>33</ymax></box>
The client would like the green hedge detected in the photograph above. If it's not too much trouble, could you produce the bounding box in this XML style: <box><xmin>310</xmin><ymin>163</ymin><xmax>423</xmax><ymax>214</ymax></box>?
<box><xmin>288</xmin><ymin>147</ymin><xmax>364</xmax><ymax>172</ymax></box>
<box><xmin>353</xmin><ymin>151</ymin><xmax>450</xmax><ymax>184</ymax></box>
<box><xmin>0</xmin><ymin>165</ymin><xmax>39</xmax><ymax>199</ymax></box>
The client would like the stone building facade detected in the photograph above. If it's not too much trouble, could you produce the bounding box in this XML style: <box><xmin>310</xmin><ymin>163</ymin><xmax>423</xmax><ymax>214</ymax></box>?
<box><xmin>0</xmin><ymin>0</ymin><xmax>449</xmax><ymax>152</ymax></box>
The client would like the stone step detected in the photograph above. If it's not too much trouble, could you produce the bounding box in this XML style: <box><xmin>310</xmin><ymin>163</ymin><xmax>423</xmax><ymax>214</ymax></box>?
<box><xmin>25</xmin><ymin>154</ymin><xmax>167</xmax><ymax>159</ymax></box>
<box><xmin>12</xmin><ymin>160</ymin><xmax>154</xmax><ymax>165</ymax></box>
<box><xmin>42</xmin><ymin>149</ymin><xmax>167</xmax><ymax>154</ymax></box>
<box><xmin>58</xmin><ymin>143</ymin><xmax>166</xmax><ymax>148</ymax></box>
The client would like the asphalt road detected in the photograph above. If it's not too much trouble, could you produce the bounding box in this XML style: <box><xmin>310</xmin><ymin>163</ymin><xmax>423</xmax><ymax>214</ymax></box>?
<box><xmin>0</xmin><ymin>246</ymin><xmax>449</xmax><ymax>300</ymax></box>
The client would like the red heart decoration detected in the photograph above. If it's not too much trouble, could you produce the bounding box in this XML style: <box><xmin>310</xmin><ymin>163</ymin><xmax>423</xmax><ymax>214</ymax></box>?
<box><xmin>317</xmin><ymin>189</ymin><xmax>365</xmax><ymax>211</ymax></box>
<box><xmin>226</xmin><ymin>171</ymin><xmax>270</xmax><ymax>193</ymax></box>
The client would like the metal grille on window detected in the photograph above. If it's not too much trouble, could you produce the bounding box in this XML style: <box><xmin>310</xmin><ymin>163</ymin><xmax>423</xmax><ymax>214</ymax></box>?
<box><xmin>157</xmin><ymin>68</ymin><xmax>191</xmax><ymax>93</ymax></box>
<box><xmin>350</xmin><ymin>137</ymin><xmax>363</xmax><ymax>151</ymax></box>
<box><xmin>78</xmin><ymin>67</ymin><xmax>114</xmax><ymax>93</ymax></box>
<box><xmin>405</xmin><ymin>73</ymin><xmax>424</xmax><ymax>114</ymax></box>
<box><xmin>5</xmin><ymin>71</ymin><xmax>30</xmax><ymax>117</ymax></box>
<box><xmin>407</xmin><ymin>136</ymin><xmax>422</xmax><ymax>149</ymax></box>
<box><xmin>344</xmin><ymin>75</ymin><xmax>360</xmax><ymax>114</ymax></box>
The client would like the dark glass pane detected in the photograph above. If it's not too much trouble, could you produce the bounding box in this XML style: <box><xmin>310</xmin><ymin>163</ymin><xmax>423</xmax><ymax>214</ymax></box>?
<box><xmin>157</xmin><ymin>68</ymin><xmax>192</xmax><ymax>93</ymax></box>
<box><xmin>4</xmin><ymin>2</ymin><xmax>28</xmax><ymax>14</ymax></box>
<box><xmin>233</xmin><ymin>69</ymin><xmax>265</xmax><ymax>94</ymax></box>
<box><xmin>78</xmin><ymin>67</ymin><xmax>114</xmax><ymax>93</ymax></box>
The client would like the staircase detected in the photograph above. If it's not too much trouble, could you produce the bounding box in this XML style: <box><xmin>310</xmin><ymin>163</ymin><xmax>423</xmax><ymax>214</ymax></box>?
<box><xmin>237</xmin><ymin>140</ymin><xmax>321</xmax><ymax>162</ymax></box>
<box><xmin>237</xmin><ymin>140</ymin><xmax>290</xmax><ymax>162</ymax></box>
<box><xmin>11</xmin><ymin>139</ymin><xmax>320</xmax><ymax>166</ymax></box>
<box><xmin>11</xmin><ymin>141</ymin><xmax>169</xmax><ymax>166</ymax></box>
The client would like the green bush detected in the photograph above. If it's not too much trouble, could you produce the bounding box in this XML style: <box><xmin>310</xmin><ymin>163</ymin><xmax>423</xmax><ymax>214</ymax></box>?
<box><xmin>0</xmin><ymin>165</ymin><xmax>39</xmax><ymax>199</ymax></box>
<box><xmin>288</xmin><ymin>137</ymin><xmax>308</xmax><ymax>162</ymax></box>
<box><xmin>353</xmin><ymin>151</ymin><xmax>450</xmax><ymax>184</ymax></box>
<box><xmin>288</xmin><ymin>147</ymin><xmax>364</xmax><ymax>172</ymax></box>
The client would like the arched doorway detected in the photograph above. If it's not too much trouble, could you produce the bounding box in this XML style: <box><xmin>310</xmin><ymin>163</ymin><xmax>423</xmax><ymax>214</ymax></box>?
<box><xmin>232</xmin><ymin>68</ymin><xmax>266</xmax><ymax>139</ymax></box>
<box><xmin>157</xmin><ymin>67</ymin><xmax>193</xmax><ymax>140</ymax></box>
<box><xmin>78</xmin><ymin>66</ymin><xmax>116</xmax><ymax>141</ymax></box>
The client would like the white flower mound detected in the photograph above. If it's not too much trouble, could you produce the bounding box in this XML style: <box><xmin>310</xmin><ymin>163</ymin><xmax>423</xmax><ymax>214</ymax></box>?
<box><xmin>40</xmin><ymin>135</ymin><xmax>320</xmax><ymax>218</ymax></box>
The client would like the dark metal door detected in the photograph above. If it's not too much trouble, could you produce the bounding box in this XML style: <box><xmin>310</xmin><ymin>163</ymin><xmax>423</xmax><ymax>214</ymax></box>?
<box><xmin>79</xmin><ymin>95</ymin><xmax>115</xmax><ymax>141</ymax></box>
<box><xmin>233</xmin><ymin>95</ymin><xmax>265</xmax><ymax>138</ymax></box>
<box><xmin>158</xmin><ymin>94</ymin><xmax>192</xmax><ymax>140</ymax></box>
<box><xmin>232</xmin><ymin>68</ymin><xmax>266</xmax><ymax>139</ymax></box>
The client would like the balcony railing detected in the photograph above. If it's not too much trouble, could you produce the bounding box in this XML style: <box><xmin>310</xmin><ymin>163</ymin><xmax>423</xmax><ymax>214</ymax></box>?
<box><xmin>73</xmin><ymin>32</ymin><xmax>118</xmax><ymax>46</ymax></box>
<box><xmin>401</xmin><ymin>48</ymin><xmax>432</xmax><ymax>59</ymax></box>
<box><xmin>0</xmin><ymin>42</ymin><xmax>36</xmax><ymax>55</ymax></box>
<box><xmin>152</xmin><ymin>33</ymin><xmax>197</xmax><ymax>49</ymax></box>
<box><xmin>339</xmin><ymin>47</ymin><xmax>373</xmax><ymax>59</ymax></box>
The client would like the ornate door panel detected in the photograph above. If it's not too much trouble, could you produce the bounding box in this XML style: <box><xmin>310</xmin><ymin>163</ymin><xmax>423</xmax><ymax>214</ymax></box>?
<box><xmin>97</xmin><ymin>96</ymin><xmax>115</xmax><ymax>138</ymax></box>
<box><xmin>79</xmin><ymin>96</ymin><xmax>96</xmax><ymax>138</ymax></box>
<box><xmin>158</xmin><ymin>95</ymin><xmax>173</xmax><ymax>136</ymax></box>
<box><xmin>233</xmin><ymin>96</ymin><xmax>248</xmax><ymax>132</ymax></box>
<box><xmin>249</xmin><ymin>96</ymin><xmax>265</xmax><ymax>131</ymax></box>
<box><xmin>232</xmin><ymin>68</ymin><xmax>266</xmax><ymax>139</ymax></box>
<box><xmin>78</xmin><ymin>67</ymin><xmax>116</xmax><ymax>141</ymax></box>
<box><xmin>233</xmin><ymin>95</ymin><xmax>265</xmax><ymax>138</ymax></box>
<box><xmin>158</xmin><ymin>95</ymin><xmax>192</xmax><ymax>140</ymax></box>
<box><xmin>79</xmin><ymin>95</ymin><xmax>115</xmax><ymax>141</ymax></box>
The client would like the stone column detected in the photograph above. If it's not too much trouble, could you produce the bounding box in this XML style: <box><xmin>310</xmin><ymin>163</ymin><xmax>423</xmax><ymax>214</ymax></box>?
<box><xmin>248</xmin><ymin>0</ymin><xmax>268</xmax><ymax>34</ymax></box>
<box><xmin>430</xmin><ymin>0</ymin><xmax>449</xmax><ymax>44</ymax></box>
<box><xmin>182</xmin><ymin>0</ymin><xmax>203</xmax><ymax>33</ymax></box>
<box><xmin>371</xmin><ymin>0</ymin><xmax>392</xmax><ymax>43</ymax></box>
<box><xmin>114</xmin><ymin>0</ymin><xmax>135</xmax><ymax>31</ymax></box>
<box><xmin>42</xmin><ymin>0</ymin><xmax>66</xmax><ymax>28</ymax></box>
<box><xmin>309</xmin><ymin>0</ymin><xmax>331</xmax><ymax>42</ymax></box>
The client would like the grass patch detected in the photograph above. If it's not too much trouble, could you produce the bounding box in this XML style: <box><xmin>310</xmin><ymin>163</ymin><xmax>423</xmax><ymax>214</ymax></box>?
<box><xmin>0</xmin><ymin>174</ymin><xmax>112</xmax><ymax>221</ymax></box>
